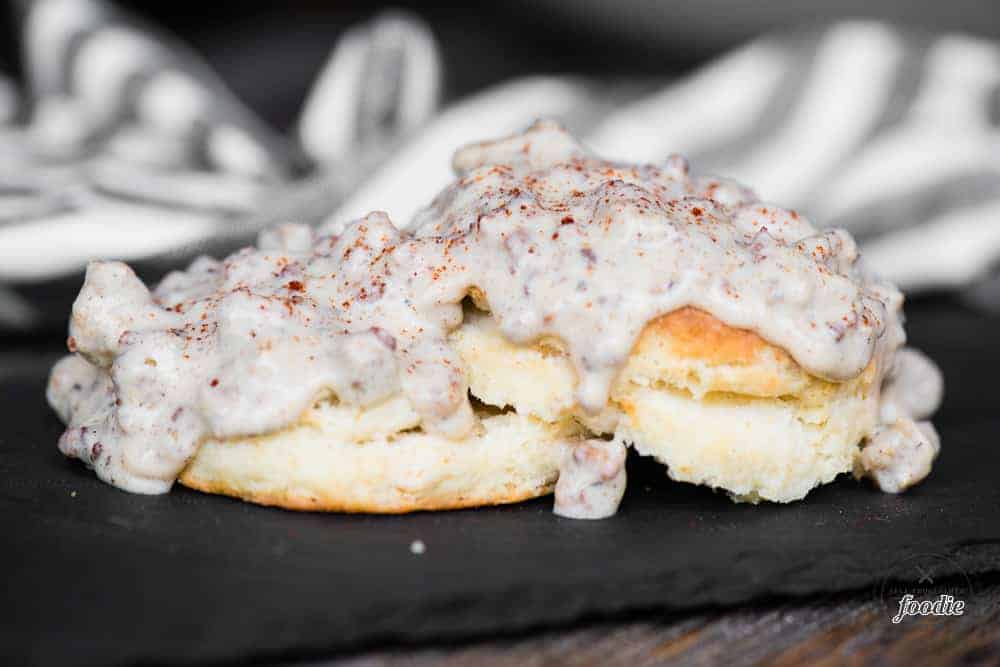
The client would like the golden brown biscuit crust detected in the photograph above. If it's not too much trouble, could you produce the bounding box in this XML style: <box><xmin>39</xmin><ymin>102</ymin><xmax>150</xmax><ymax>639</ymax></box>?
<box><xmin>178</xmin><ymin>474</ymin><xmax>554</xmax><ymax>513</ymax></box>
<box><xmin>644</xmin><ymin>306</ymin><xmax>781</xmax><ymax>365</ymax></box>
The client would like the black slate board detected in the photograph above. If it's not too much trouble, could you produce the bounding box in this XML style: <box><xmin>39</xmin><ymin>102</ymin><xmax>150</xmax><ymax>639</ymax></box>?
<box><xmin>2</xmin><ymin>297</ymin><xmax>1000</xmax><ymax>666</ymax></box>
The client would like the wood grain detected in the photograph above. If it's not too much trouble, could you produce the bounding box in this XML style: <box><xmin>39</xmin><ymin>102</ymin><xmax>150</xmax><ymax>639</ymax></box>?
<box><xmin>313</xmin><ymin>579</ymin><xmax>1000</xmax><ymax>666</ymax></box>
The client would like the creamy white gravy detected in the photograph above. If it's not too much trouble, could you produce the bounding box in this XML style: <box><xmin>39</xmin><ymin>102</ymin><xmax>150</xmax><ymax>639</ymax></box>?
<box><xmin>554</xmin><ymin>439</ymin><xmax>627</xmax><ymax>520</ymax></box>
<box><xmin>47</xmin><ymin>120</ymin><xmax>941</xmax><ymax>512</ymax></box>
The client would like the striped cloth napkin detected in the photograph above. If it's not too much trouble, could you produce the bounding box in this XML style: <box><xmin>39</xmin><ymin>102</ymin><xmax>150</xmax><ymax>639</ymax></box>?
<box><xmin>1</xmin><ymin>2</ymin><xmax>998</xmax><ymax>332</ymax></box>
<box><xmin>0</xmin><ymin>0</ymin><xmax>440</xmax><ymax>330</ymax></box>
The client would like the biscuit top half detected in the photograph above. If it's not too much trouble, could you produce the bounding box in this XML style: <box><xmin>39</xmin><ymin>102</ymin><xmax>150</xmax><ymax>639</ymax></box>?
<box><xmin>49</xmin><ymin>120</ymin><xmax>906</xmax><ymax>493</ymax></box>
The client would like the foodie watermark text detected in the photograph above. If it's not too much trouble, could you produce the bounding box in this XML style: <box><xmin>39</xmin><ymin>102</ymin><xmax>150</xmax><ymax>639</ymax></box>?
<box><xmin>891</xmin><ymin>593</ymin><xmax>965</xmax><ymax>623</ymax></box>
<box><xmin>877</xmin><ymin>553</ymin><xmax>974</xmax><ymax>624</ymax></box>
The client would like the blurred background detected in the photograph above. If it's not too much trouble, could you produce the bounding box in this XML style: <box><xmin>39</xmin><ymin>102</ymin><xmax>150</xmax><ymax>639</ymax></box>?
<box><xmin>28</xmin><ymin>0</ymin><xmax>1000</xmax><ymax>130</ymax></box>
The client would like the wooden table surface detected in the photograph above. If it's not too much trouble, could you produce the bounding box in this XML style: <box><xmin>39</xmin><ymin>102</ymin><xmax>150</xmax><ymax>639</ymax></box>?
<box><xmin>314</xmin><ymin>577</ymin><xmax>1000</xmax><ymax>666</ymax></box>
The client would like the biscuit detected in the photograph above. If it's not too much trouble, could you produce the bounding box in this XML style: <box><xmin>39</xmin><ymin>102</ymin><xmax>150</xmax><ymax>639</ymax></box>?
<box><xmin>179</xmin><ymin>303</ymin><xmax>879</xmax><ymax>508</ymax></box>
<box><xmin>49</xmin><ymin>121</ymin><xmax>940</xmax><ymax>515</ymax></box>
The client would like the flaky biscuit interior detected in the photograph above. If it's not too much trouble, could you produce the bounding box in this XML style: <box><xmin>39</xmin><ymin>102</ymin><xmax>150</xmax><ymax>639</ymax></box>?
<box><xmin>179</xmin><ymin>302</ymin><xmax>879</xmax><ymax>510</ymax></box>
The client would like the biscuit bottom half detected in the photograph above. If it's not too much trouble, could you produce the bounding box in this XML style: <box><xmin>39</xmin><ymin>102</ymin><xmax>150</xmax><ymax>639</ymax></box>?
<box><xmin>179</xmin><ymin>304</ymin><xmax>880</xmax><ymax>511</ymax></box>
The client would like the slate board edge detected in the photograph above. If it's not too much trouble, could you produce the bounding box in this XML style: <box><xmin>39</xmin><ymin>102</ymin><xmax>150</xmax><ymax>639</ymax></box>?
<box><xmin>9</xmin><ymin>539</ymin><xmax>993</xmax><ymax>666</ymax></box>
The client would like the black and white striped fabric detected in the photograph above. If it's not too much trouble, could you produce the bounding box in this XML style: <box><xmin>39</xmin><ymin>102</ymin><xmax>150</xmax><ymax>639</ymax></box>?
<box><xmin>1</xmin><ymin>9</ymin><xmax>998</xmax><ymax>332</ymax></box>
<box><xmin>336</xmin><ymin>22</ymin><xmax>1000</xmax><ymax>307</ymax></box>
<box><xmin>0</xmin><ymin>0</ymin><xmax>440</xmax><ymax>331</ymax></box>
